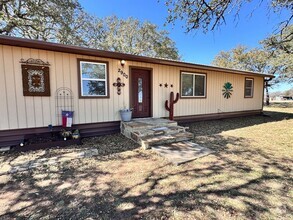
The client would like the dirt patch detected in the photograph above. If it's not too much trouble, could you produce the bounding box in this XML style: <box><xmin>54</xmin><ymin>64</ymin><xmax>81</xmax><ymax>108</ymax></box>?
<box><xmin>0</xmin><ymin>105</ymin><xmax>292</xmax><ymax>219</ymax></box>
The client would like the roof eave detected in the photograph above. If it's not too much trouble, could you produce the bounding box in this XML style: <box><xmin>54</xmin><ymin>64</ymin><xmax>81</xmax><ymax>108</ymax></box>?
<box><xmin>0</xmin><ymin>35</ymin><xmax>274</xmax><ymax>78</ymax></box>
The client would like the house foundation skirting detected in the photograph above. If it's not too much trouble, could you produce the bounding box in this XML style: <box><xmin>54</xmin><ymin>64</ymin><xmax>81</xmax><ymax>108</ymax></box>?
<box><xmin>174</xmin><ymin>109</ymin><xmax>263</xmax><ymax>124</ymax></box>
<box><xmin>0</xmin><ymin>109</ymin><xmax>262</xmax><ymax>148</ymax></box>
<box><xmin>0</xmin><ymin>121</ymin><xmax>120</xmax><ymax>148</ymax></box>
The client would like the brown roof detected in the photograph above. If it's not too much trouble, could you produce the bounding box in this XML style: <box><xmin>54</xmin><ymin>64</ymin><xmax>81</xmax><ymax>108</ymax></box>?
<box><xmin>0</xmin><ymin>35</ymin><xmax>274</xmax><ymax>78</ymax></box>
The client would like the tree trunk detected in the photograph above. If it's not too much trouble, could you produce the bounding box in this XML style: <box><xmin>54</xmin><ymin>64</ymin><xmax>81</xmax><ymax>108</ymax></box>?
<box><xmin>265</xmin><ymin>82</ymin><xmax>270</xmax><ymax>106</ymax></box>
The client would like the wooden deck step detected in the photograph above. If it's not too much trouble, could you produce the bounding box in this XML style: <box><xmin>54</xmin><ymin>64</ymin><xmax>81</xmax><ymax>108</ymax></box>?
<box><xmin>140</xmin><ymin>132</ymin><xmax>194</xmax><ymax>150</ymax></box>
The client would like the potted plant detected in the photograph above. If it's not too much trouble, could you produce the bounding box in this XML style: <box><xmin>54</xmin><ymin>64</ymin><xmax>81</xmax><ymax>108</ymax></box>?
<box><xmin>119</xmin><ymin>108</ymin><xmax>133</xmax><ymax>122</ymax></box>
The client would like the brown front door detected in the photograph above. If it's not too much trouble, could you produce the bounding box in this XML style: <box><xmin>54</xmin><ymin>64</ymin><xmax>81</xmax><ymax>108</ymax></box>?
<box><xmin>131</xmin><ymin>68</ymin><xmax>151</xmax><ymax>118</ymax></box>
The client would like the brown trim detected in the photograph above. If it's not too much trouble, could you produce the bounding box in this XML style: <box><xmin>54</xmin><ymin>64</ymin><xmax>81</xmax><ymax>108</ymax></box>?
<box><xmin>180</xmin><ymin>70</ymin><xmax>207</xmax><ymax>99</ymax></box>
<box><xmin>0</xmin><ymin>121</ymin><xmax>120</xmax><ymax>148</ymax></box>
<box><xmin>175</xmin><ymin>110</ymin><xmax>263</xmax><ymax>124</ymax></box>
<box><xmin>129</xmin><ymin>66</ymin><xmax>153</xmax><ymax>117</ymax></box>
<box><xmin>0</xmin><ymin>35</ymin><xmax>274</xmax><ymax>78</ymax></box>
<box><xmin>244</xmin><ymin>77</ymin><xmax>254</xmax><ymax>98</ymax></box>
<box><xmin>77</xmin><ymin>58</ymin><xmax>110</xmax><ymax>99</ymax></box>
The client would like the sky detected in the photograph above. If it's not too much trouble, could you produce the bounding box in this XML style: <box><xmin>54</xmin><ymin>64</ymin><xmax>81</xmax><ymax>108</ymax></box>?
<box><xmin>79</xmin><ymin>0</ymin><xmax>292</xmax><ymax>91</ymax></box>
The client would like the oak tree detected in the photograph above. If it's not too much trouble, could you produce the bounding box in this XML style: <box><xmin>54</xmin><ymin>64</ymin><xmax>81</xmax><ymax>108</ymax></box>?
<box><xmin>92</xmin><ymin>16</ymin><xmax>180</xmax><ymax>60</ymax></box>
<box><xmin>164</xmin><ymin>0</ymin><xmax>292</xmax><ymax>34</ymax></box>
<box><xmin>0</xmin><ymin>1</ymin><xmax>180</xmax><ymax>59</ymax></box>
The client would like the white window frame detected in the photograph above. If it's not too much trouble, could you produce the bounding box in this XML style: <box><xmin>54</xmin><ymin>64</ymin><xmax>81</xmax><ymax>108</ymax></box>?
<box><xmin>181</xmin><ymin>72</ymin><xmax>207</xmax><ymax>98</ymax></box>
<box><xmin>79</xmin><ymin>60</ymin><xmax>108</xmax><ymax>97</ymax></box>
<box><xmin>244</xmin><ymin>78</ymin><xmax>254</xmax><ymax>98</ymax></box>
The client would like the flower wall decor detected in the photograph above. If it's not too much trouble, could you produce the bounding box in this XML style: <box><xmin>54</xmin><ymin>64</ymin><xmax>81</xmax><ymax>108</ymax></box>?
<box><xmin>28</xmin><ymin>69</ymin><xmax>45</xmax><ymax>92</ymax></box>
<box><xmin>222</xmin><ymin>82</ymin><xmax>233</xmax><ymax>99</ymax></box>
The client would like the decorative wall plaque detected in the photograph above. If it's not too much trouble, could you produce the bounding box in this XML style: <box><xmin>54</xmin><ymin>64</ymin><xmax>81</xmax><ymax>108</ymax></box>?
<box><xmin>113</xmin><ymin>77</ymin><xmax>125</xmax><ymax>95</ymax></box>
<box><xmin>222</xmin><ymin>82</ymin><xmax>233</xmax><ymax>99</ymax></box>
<box><xmin>21</xmin><ymin>64</ymin><xmax>50</xmax><ymax>96</ymax></box>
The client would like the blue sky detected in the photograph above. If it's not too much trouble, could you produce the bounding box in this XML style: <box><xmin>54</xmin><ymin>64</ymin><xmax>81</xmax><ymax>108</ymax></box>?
<box><xmin>79</xmin><ymin>0</ymin><xmax>292</xmax><ymax>91</ymax></box>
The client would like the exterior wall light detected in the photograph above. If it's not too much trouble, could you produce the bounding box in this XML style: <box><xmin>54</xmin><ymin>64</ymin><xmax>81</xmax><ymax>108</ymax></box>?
<box><xmin>120</xmin><ymin>60</ymin><xmax>126</xmax><ymax>67</ymax></box>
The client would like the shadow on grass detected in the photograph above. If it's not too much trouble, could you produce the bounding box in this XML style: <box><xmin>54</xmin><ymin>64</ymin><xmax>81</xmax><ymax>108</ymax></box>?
<box><xmin>179</xmin><ymin>110</ymin><xmax>293</xmax><ymax>139</ymax></box>
<box><xmin>0</xmin><ymin>109</ymin><xmax>292</xmax><ymax>219</ymax></box>
<box><xmin>0</xmin><ymin>133</ymin><xmax>140</xmax><ymax>165</ymax></box>
<box><xmin>1</xmin><ymin>133</ymin><xmax>292</xmax><ymax>219</ymax></box>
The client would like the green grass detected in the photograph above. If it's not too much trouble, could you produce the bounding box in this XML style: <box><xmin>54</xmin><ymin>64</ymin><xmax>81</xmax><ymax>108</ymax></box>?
<box><xmin>0</xmin><ymin>103</ymin><xmax>292</xmax><ymax>219</ymax></box>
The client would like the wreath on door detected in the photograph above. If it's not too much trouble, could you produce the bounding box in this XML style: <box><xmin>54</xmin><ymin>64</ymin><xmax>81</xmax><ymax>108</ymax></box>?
<box><xmin>222</xmin><ymin>82</ymin><xmax>233</xmax><ymax>99</ymax></box>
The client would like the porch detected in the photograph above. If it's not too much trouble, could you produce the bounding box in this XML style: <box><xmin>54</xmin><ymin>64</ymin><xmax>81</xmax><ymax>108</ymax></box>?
<box><xmin>120</xmin><ymin>118</ymin><xmax>193</xmax><ymax>149</ymax></box>
<box><xmin>120</xmin><ymin>118</ymin><xmax>212</xmax><ymax>165</ymax></box>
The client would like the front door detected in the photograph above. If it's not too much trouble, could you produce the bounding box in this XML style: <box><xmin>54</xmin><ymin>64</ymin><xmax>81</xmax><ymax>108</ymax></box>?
<box><xmin>130</xmin><ymin>68</ymin><xmax>151</xmax><ymax>118</ymax></box>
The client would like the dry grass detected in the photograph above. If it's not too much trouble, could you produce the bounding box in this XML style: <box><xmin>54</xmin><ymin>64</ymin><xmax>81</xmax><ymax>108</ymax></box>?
<box><xmin>0</xmin><ymin>103</ymin><xmax>292</xmax><ymax>219</ymax></box>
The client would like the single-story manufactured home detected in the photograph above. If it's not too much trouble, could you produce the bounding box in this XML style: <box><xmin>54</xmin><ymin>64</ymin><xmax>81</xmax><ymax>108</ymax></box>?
<box><xmin>0</xmin><ymin>35</ymin><xmax>273</xmax><ymax>148</ymax></box>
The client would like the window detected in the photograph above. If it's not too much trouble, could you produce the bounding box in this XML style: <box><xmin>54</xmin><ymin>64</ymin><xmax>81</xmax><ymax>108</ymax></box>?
<box><xmin>244</xmin><ymin>78</ymin><xmax>254</xmax><ymax>98</ymax></box>
<box><xmin>181</xmin><ymin>72</ymin><xmax>206</xmax><ymax>98</ymax></box>
<box><xmin>78</xmin><ymin>59</ymin><xmax>109</xmax><ymax>98</ymax></box>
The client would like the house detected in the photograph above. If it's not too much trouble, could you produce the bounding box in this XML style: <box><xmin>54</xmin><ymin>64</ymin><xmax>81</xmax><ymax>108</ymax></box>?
<box><xmin>0</xmin><ymin>36</ymin><xmax>273</xmax><ymax>148</ymax></box>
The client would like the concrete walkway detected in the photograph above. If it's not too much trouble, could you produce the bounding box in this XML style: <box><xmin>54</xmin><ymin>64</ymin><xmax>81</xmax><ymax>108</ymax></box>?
<box><xmin>152</xmin><ymin>141</ymin><xmax>213</xmax><ymax>165</ymax></box>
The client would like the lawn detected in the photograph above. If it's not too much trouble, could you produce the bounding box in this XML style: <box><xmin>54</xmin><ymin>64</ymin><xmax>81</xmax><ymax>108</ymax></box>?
<box><xmin>0</xmin><ymin>103</ymin><xmax>292</xmax><ymax>219</ymax></box>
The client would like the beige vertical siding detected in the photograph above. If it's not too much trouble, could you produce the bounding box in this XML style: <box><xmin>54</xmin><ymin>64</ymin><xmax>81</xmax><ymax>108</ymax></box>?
<box><xmin>0</xmin><ymin>45</ymin><xmax>264</xmax><ymax>130</ymax></box>
<box><xmin>0</xmin><ymin>45</ymin><xmax>10</xmax><ymax>129</ymax></box>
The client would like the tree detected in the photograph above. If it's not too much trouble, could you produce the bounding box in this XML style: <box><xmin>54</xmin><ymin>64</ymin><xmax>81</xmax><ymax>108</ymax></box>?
<box><xmin>0</xmin><ymin>0</ymin><xmax>86</xmax><ymax>44</ymax></box>
<box><xmin>261</xmin><ymin>24</ymin><xmax>293</xmax><ymax>83</ymax></box>
<box><xmin>262</xmin><ymin>24</ymin><xmax>293</xmax><ymax>55</ymax></box>
<box><xmin>164</xmin><ymin>0</ymin><xmax>292</xmax><ymax>34</ymax></box>
<box><xmin>91</xmin><ymin>16</ymin><xmax>180</xmax><ymax>60</ymax></box>
<box><xmin>212</xmin><ymin>45</ymin><xmax>284</xmax><ymax>105</ymax></box>
<box><xmin>212</xmin><ymin>46</ymin><xmax>277</xmax><ymax>73</ymax></box>
<box><xmin>0</xmin><ymin>2</ymin><xmax>180</xmax><ymax>59</ymax></box>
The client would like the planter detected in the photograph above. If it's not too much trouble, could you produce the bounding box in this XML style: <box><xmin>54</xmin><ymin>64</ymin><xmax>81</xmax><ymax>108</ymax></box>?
<box><xmin>13</xmin><ymin>139</ymin><xmax>81</xmax><ymax>152</ymax></box>
<box><xmin>119</xmin><ymin>110</ymin><xmax>132</xmax><ymax>122</ymax></box>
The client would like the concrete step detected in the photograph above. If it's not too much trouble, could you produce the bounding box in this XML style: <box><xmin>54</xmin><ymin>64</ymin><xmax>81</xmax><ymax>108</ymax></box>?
<box><xmin>121</xmin><ymin>118</ymin><xmax>178</xmax><ymax>137</ymax></box>
<box><xmin>130</xmin><ymin>125</ymin><xmax>188</xmax><ymax>141</ymax></box>
<box><xmin>139</xmin><ymin>132</ymin><xmax>194</xmax><ymax>150</ymax></box>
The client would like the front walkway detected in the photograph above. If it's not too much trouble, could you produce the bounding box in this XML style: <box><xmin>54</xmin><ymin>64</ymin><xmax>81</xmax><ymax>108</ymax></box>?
<box><xmin>152</xmin><ymin>141</ymin><xmax>213</xmax><ymax>165</ymax></box>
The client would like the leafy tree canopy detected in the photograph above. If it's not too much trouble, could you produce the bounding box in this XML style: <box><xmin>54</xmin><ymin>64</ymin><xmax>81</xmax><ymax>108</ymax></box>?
<box><xmin>262</xmin><ymin>24</ymin><xmax>293</xmax><ymax>55</ymax></box>
<box><xmin>91</xmin><ymin>16</ymin><xmax>180</xmax><ymax>60</ymax></box>
<box><xmin>0</xmin><ymin>0</ymin><xmax>85</xmax><ymax>43</ymax></box>
<box><xmin>212</xmin><ymin>45</ymin><xmax>292</xmax><ymax>83</ymax></box>
<box><xmin>0</xmin><ymin>1</ymin><xmax>180</xmax><ymax>60</ymax></box>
